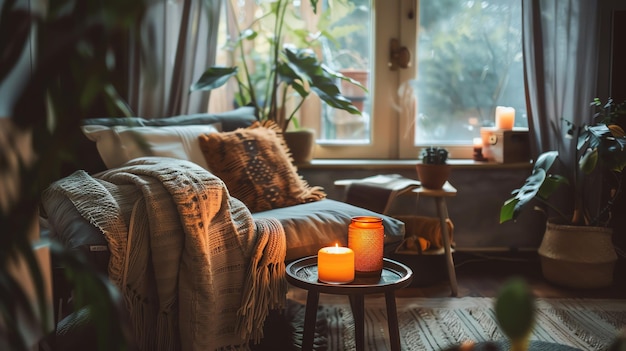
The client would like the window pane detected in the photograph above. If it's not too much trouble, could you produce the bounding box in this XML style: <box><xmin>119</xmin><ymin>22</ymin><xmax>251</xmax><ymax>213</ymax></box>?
<box><xmin>414</xmin><ymin>0</ymin><xmax>525</xmax><ymax>146</ymax></box>
<box><xmin>306</xmin><ymin>0</ymin><xmax>372</xmax><ymax>144</ymax></box>
<box><xmin>210</xmin><ymin>0</ymin><xmax>373</xmax><ymax>146</ymax></box>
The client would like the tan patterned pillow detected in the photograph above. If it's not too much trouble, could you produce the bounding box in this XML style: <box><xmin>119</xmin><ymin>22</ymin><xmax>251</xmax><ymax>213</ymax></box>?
<box><xmin>198</xmin><ymin>121</ymin><xmax>326</xmax><ymax>212</ymax></box>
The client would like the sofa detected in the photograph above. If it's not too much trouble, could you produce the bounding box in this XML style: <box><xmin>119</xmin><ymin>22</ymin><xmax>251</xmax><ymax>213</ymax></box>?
<box><xmin>38</xmin><ymin>106</ymin><xmax>406</xmax><ymax>350</ymax></box>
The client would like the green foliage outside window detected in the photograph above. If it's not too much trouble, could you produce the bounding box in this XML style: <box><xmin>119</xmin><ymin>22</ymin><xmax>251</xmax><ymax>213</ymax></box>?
<box><xmin>415</xmin><ymin>0</ymin><xmax>525</xmax><ymax>144</ymax></box>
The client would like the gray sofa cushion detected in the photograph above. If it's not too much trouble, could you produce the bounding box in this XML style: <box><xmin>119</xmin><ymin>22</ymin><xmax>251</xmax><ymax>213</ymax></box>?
<box><xmin>40</xmin><ymin>192</ymin><xmax>110</xmax><ymax>274</ymax></box>
<box><xmin>252</xmin><ymin>199</ymin><xmax>405</xmax><ymax>261</ymax></box>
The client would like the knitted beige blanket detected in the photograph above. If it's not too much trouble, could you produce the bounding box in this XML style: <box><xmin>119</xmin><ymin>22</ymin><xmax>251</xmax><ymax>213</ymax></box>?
<box><xmin>43</xmin><ymin>157</ymin><xmax>287</xmax><ymax>350</ymax></box>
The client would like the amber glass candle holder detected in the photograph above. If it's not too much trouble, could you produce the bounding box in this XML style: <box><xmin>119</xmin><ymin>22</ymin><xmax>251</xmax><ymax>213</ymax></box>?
<box><xmin>348</xmin><ymin>216</ymin><xmax>384</xmax><ymax>277</ymax></box>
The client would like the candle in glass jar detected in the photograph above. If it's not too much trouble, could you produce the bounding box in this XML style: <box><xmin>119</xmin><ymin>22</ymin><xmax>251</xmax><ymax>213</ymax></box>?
<box><xmin>495</xmin><ymin>106</ymin><xmax>515</xmax><ymax>130</ymax></box>
<box><xmin>348</xmin><ymin>216</ymin><xmax>384</xmax><ymax>277</ymax></box>
<box><xmin>317</xmin><ymin>244</ymin><xmax>355</xmax><ymax>284</ymax></box>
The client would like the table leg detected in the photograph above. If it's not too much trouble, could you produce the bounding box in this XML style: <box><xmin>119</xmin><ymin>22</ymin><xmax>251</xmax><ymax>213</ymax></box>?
<box><xmin>349</xmin><ymin>294</ymin><xmax>365</xmax><ymax>351</ymax></box>
<box><xmin>435</xmin><ymin>197</ymin><xmax>458</xmax><ymax>297</ymax></box>
<box><xmin>302</xmin><ymin>291</ymin><xmax>320</xmax><ymax>351</ymax></box>
<box><xmin>385</xmin><ymin>292</ymin><xmax>401</xmax><ymax>351</ymax></box>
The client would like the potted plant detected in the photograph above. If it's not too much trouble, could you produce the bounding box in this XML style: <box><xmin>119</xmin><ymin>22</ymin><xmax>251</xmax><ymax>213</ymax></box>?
<box><xmin>500</xmin><ymin>98</ymin><xmax>626</xmax><ymax>288</ymax></box>
<box><xmin>190</xmin><ymin>0</ymin><xmax>366</xmax><ymax>163</ymax></box>
<box><xmin>415</xmin><ymin>146</ymin><xmax>451</xmax><ymax>189</ymax></box>
<box><xmin>1</xmin><ymin>1</ymin><xmax>144</xmax><ymax>349</ymax></box>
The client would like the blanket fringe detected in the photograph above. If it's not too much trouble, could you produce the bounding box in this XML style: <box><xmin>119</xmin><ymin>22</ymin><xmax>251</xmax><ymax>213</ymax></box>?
<box><xmin>236</xmin><ymin>218</ymin><xmax>287</xmax><ymax>344</ymax></box>
<box><xmin>126</xmin><ymin>290</ymin><xmax>179</xmax><ymax>351</ymax></box>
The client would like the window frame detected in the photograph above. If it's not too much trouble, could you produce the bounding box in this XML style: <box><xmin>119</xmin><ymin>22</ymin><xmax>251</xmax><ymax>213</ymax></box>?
<box><xmin>313</xmin><ymin>0</ymin><xmax>403</xmax><ymax>159</ymax></box>
<box><xmin>313</xmin><ymin>0</ymin><xmax>476</xmax><ymax>160</ymax></box>
<box><xmin>397</xmin><ymin>0</ymin><xmax>474</xmax><ymax>160</ymax></box>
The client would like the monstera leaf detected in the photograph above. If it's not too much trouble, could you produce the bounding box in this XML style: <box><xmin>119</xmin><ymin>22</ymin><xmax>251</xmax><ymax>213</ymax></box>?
<box><xmin>282</xmin><ymin>46</ymin><xmax>362</xmax><ymax>114</ymax></box>
<box><xmin>190</xmin><ymin>67</ymin><xmax>239</xmax><ymax>92</ymax></box>
<box><xmin>500</xmin><ymin>151</ymin><xmax>568</xmax><ymax>223</ymax></box>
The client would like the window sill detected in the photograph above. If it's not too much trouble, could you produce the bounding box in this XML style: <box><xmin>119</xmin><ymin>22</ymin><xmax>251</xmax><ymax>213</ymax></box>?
<box><xmin>297</xmin><ymin>159</ymin><xmax>532</xmax><ymax>170</ymax></box>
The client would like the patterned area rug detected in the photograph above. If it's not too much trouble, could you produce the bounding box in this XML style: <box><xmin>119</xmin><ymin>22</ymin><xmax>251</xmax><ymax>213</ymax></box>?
<box><xmin>285</xmin><ymin>290</ymin><xmax>626</xmax><ymax>351</ymax></box>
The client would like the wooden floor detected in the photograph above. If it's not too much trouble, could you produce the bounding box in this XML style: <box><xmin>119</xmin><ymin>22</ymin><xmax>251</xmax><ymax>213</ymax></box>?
<box><xmin>395</xmin><ymin>251</ymin><xmax>626</xmax><ymax>299</ymax></box>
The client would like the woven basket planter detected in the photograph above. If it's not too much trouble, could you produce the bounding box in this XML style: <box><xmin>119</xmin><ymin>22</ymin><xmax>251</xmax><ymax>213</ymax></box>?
<box><xmin>538</xmin><ymin>220</ymin><xmax>617</xmax><ymax>289</ymax></box>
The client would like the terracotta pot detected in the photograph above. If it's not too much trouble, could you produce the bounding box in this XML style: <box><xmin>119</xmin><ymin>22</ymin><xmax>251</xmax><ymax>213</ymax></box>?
<box><xmin>339</xmin><ymin>69</ymin><xmax>368</xmax><ymax>113</ymax></box>
<box><xmin>339</xmin><ymin>69</ymin><xmax>368</xmax><ymax>98</ymax></box>
<box><xmin>538</xmin><ymin>220</ymin><xmax>616</xmax><ymax>289</ymax></box>
<box><xmin>415</xmin><ymin>163</ymin><xmax>451</xmax><ymax>189</ymax></box>
<box><xmin>283</xmin><ymin>129</ymin><xmax>315</xmax><ymax>164</ymax></box>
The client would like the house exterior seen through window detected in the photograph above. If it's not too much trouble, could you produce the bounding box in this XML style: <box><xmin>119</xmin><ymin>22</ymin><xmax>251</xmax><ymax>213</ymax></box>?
<box><xmin>210</xmin><ymin>0</ymin><xmax>524</xmax><ymax>160</ymax></box>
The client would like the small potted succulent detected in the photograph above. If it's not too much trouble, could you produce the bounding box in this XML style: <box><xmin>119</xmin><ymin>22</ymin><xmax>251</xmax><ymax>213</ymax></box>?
<box><xmin>416</xmin><ymin>146</ymin><xmax>451</xmax><ymax>189</ymax></box>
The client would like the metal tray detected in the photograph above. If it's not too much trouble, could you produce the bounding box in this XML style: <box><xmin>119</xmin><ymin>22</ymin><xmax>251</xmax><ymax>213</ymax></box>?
<box><xmin>286</xmin><ymin>256</ymin><xmax>413</xmax><ymax>294</ymax></box>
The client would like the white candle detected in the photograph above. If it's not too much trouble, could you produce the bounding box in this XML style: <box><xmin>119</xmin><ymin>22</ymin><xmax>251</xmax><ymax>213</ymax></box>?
<box><xmin>495</xmin><ymin>106</ymin><xmax>515</xmax><ymax>130</ymax></box>
<box><xmin>318</xmin><ymin>244</ymin><xmax>355</xmax><ymax>284</ymax></box>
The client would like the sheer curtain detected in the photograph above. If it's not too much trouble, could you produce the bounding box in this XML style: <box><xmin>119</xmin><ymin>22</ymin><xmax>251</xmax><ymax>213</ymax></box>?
<box><xmin>127</xmin><ymin>0</ymin><xmax>222</xmax><ymax>118</ymax></box>
<box><xmin>522</xmin><ymin>0</ymin><xmax>600</xmax><ymax>161</ymax></box>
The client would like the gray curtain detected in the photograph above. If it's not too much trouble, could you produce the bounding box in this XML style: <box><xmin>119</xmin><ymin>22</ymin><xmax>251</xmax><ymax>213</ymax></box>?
<box><xmin>127</xmin><ymin>0</ymin><xmax>222</xmax><ymax>118</ymax></box>
<box><xmin>522</xmin><ymin>0</ymin><xmax>601</xmax><ymax>218</ymax></box>
<box><xmin>522</xmin><ymin>0</ymin><xmax>600</xmax><ymax>161</ymax></box>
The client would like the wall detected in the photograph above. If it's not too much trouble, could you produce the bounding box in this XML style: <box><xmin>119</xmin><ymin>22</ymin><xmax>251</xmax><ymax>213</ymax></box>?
<box><xmin>596</xmin><ymin>2</ymin><xmax>626</xmax><ymax>252</ymax></box>
<box><xmin>298</xmin><ymin>161</ymin><xmax>546</xmax><ymax>252</ymax></box>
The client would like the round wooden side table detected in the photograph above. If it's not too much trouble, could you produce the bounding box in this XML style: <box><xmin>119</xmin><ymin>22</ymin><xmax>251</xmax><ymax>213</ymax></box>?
<box><xmin>286</xmin><ymin>256</ymin><xmax>413</xmax><ymax>351</ymax></box>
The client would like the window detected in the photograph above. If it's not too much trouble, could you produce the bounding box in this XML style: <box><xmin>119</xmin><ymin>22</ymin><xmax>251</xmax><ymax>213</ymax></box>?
<box><xmin>401</xmin><ymin>0</ymin><xmax>525</xmax><ymax>159</ymax></box>
<box><xmin>210</xmin><ymin>0</ymin><xmax>524</xmax><ymax>160</ymax></box>
<box><xmin>313</xmin><ymin>0</ymin><xmax>372</xmax><ymax>144</ymax></box>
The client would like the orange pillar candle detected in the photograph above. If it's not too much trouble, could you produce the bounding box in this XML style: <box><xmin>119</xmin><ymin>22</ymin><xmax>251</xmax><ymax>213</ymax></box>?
<box><xmin>317</xmin><ymin>244</ymin><xmax>355</xmax><ymax>284</ymax></box>
<box><xmin>348</xmin><ymin>216</ymin><xmax>384</xmax><ymax>277</ymax></box>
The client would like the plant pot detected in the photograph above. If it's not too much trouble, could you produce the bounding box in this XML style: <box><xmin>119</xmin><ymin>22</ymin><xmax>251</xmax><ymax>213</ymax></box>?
<box><xmin>415</xmin><ymin>163</ymin><xmax>451</xmax><ymax>189</ymax></box>
<box><xmin>283</xmin><ymin>129</ymin><xmax>315</xmax><ymax>164</ymax></box>
<box><xmin>339</xmin><ymin>69</ymin><xmax>368</xmax><ymax>97</ymax></box>
<box><xmin>538</xmin><ymin>220</ymin><xmax>617</xmax><ymax>289</ymax></box>
<box><xmin>339</xmin><ymin>69</ymin><xmax>368</xmax><ymax>112</ymax></box>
